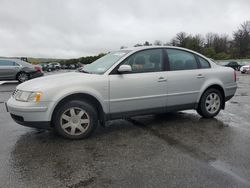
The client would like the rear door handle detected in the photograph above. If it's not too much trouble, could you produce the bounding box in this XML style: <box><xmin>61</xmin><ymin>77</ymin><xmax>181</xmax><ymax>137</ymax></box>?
<box><xmin>158</xmin><ymin>77</ymin><xmax>167</xmax><ymax>82</ymax></box>
<box><xmin>196</xmin><ymin>74</ymin><xmax>205</xmax><ymax>79</ymax></box>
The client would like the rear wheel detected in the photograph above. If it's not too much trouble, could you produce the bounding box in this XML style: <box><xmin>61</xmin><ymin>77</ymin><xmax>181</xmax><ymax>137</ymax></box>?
<box><xmin>53</xmin><ymin>100</ymin><xmax>98</xmax><ymax>139</ymax></box>
<box><xmin>17</xmin><ymin>72</ymin><xmax>29</xmax><ymax>83</ymax></box>
<box><xmin>197</xmin><ymin>88</ymin><xmax>223</xmax><ymax>118</ymax></box>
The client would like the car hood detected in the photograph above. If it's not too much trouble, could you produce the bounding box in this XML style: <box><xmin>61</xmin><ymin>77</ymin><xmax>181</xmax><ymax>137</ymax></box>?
<box><xmin>17</xmin><ymin>72</ymin><xmax>102</xmax><ymax>91</ymax></box>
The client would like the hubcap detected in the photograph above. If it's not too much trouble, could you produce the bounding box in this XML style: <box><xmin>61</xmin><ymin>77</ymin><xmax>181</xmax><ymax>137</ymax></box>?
<box><xmin>18</xmin><ymin>73</ymin><xmax>28</xmax><ymax>82</ymax></box>
<box><xmin>205</xmin><ymin>93</ymin><xmax>221</xmax><ymax>114</ymax></box>
<box><xmin>60</xmin><ymin>107</ymin><xmax>90</xmax><ymax>136</ymax></box>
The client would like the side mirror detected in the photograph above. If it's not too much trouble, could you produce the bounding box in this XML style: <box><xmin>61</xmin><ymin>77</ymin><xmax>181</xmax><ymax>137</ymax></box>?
<box><xmin>118</xmin><ymin>65</ymin><xmax>132</xmax><ymax>73</ymax></box>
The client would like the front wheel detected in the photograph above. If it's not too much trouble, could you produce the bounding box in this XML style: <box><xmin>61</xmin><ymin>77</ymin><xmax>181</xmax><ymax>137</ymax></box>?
<box><xmin>197</xmin><ymin>88</ymin><xmax>223</xmax><ymax>118</ymax></box>
<box><xmin>53</xmin><ymin>100</ymin><xmax>98</xmax><ymax>139</ymax></box>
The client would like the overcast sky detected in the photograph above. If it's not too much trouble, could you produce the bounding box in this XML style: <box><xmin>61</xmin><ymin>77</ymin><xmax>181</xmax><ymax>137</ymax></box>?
<box><xmin>0</xmin><ymin>0</ymin><xmax>250</xmax><ymax>58</ymax></box>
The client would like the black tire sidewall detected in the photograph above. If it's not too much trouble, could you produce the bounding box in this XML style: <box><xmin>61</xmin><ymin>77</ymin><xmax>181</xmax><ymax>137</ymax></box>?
<box><xmin>198</xmin><ymin>88</ymin><xmax>223</xmax><ymax>118</ymax></box>
<box><xmin>54</xmin><ymin>100</ymin><xmax>98</xmax><ymax>139</ymax></box>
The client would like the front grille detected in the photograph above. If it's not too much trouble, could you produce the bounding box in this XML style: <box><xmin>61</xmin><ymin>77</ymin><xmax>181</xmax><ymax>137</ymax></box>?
<box><xmin>12</xmin><ymin>89</ymin><xmax>18</xmax><ymax>97</ymax></box>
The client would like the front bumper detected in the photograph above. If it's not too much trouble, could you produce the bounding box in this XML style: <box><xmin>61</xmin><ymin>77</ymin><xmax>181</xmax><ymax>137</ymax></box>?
<box><xmin>6</xmin><ymin>97</ymin><xmax>53</xmax><ymax>129</ymax></box>
<box><xmin>241</xmin><ymin>69</ymin><xmax>250</xmax><ymax>73</ymax></box>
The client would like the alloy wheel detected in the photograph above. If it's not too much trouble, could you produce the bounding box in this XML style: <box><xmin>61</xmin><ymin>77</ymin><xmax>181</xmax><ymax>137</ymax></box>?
<box><xmin>205</xmin><ymin>92</ymin><xmax>221</xmax><ymax>114</ymax></box>
<box><xmin>60</xmin><ymin>107</ymin><xmax>90</xmax><ymax>136</ymax></box>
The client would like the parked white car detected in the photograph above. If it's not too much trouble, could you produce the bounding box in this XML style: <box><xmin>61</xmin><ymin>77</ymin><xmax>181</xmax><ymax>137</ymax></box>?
<box><xmin>240</xmin><ymin>62</ymin><xmax>250</xmax><ymax>74</ymax></box>
<box><xmin>6</xmin><ymin>46</ymin><xmax>237</xmax><ymax>139</ymax></box>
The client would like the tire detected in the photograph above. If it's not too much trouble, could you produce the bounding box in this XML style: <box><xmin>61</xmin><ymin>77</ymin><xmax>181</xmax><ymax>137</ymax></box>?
<box><xmin>197</xmin><ymin>88</ymin><xmax>223</xmax><ymax>118</ymax></box>
<box><xmin>53</xmin><ymin>100</ymin><xmax>98</xmax><ymax>139</ymax></box>
<box><xmin>17</xmin><ymin>72</ymin><xmax>29</xmax><ymax>83</ymax></box>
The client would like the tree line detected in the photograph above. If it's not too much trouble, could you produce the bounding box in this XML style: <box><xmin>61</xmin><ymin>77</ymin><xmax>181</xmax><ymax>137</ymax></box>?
<box><xmin>61</xmin><ymin>21</ymin><xmax>250</xmax><ymax>65</ymax></box>
<box><xmin>59</xmin><ymin>53</ymin><xmax>106</xmax><ymax>65</ymax></box>
<box><xmin>127</xmin><ymin>21</ymin><xmax>250</xmax><ymax>60</ymax></box>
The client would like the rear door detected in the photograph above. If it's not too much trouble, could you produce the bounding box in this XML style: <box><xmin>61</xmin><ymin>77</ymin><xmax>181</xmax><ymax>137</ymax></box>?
<box><xmin>165</xmin><ymin>49</ymin><xmax>210</xmax><ymax>108</ymax></box>
<box><xmin>109</xmin><ymin>49</ymin><xmax>168</xmax><ymax>115</ymax></box>
<box><xmin>0</xmin><ymin>60</ymin><xmax>19</xmax><ymax>80</ymax></box>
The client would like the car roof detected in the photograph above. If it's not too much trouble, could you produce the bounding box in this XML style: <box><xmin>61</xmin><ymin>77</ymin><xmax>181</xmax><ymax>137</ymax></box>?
<box><xmin>118</xmin><ymin>46</ymin><xmax>210</xmax><ymax>61</ymax></box>
<box><xmin>0</xmin><ymin>58</ymin><xmax>33</xmax><ymax>67</ymax></box>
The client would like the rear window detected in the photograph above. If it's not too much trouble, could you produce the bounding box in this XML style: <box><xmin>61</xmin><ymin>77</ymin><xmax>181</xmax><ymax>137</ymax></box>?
<box><xmin>166</xmin><ymin>49</ymin><xmax>198</xmax><ymax>71</ymax></box>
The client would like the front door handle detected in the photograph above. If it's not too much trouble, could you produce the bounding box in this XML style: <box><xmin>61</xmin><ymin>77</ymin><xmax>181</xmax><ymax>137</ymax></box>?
<box><xmin>158</xmin><ymin>77</ymin><xmax>167</xmax><ymax>82</ymax></box>
<box><xmin>196</xmin><ymin>74</ymin><xmax>205</xmax><ymax>79</ymax></box>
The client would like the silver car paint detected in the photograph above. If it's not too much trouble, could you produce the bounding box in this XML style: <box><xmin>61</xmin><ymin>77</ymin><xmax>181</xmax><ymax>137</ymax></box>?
<box><xmin>0</xmin><ymin>58</ymin><xmax>36</xmax><ymax>80</ymax></box>
<box><xmin>6</xmin><ymin>46</ymin><xmax>237</xmax><ymax>123</ymax></box>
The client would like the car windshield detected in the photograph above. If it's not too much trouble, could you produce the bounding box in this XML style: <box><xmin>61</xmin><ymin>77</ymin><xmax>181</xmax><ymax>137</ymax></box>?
<box><xmin>79</xmin><ymin>50</ymin><xmax>131</xmax><ymax>74</ymax></box>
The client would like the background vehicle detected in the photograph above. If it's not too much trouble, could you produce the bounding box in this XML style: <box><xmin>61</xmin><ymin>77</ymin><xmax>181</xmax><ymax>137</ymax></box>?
<box><xmin>6</xmin><ymin>47</ymin><xmax>237</xmax><ymax>139</ymax></box>
<box><xmin>0</xmin><ymin>58</ymin><xmax>43</xmax><ymax>82</ymax></box>
<box><xmin>221</xmin><ymin>61</ymin><xmax>241</xmax><ymax>70</ymax></box>
<box><xmin>239</xmin><ymin>62</ymin><xmax>250</xmax><ymax>73</ymax></box>
<box><xmin>39</xmin><ymin>63</ymin><xmax>48</xmax><ymax>71</ymax></box>
<box><xmin>46</xmin><ymin>63</ymin><xmax>56</xmax><ymax>72</ymax></box>
<box><xmin>52</xmin><ymin>63</ymin><xmax>61</xmax><ymax>70</ymax></box>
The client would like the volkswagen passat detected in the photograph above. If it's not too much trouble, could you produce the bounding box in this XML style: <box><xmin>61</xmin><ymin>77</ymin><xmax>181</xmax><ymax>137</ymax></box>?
<box><xmin>6</xmin><ymin>47</ymin><xmax>237</xmax><ymax>139</ymax></box>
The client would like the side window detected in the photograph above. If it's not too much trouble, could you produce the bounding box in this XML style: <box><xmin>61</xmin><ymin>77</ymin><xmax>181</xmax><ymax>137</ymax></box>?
<box><xmin>121</xmin><ymin>49</ymin><xmax>163</xmax><ymax>73</ymax></box>
<box><xmin>13</xmin><ymin>62</ymin><xmax>20</xmax><ymax>66</ymax></box>
<box><xmin>0</xmin><ymin>60</ymin><xmax>15</xmax><ymax>66</ymax></box>
<box><xmin>198</xmin><ymin>57</ymin><xmax>210</xmax><ymax>69</ymax></box>
<box><xmin>166</xmin><ymin>49</ymin><xmax>198</xmax><ymax>71</ymax></box>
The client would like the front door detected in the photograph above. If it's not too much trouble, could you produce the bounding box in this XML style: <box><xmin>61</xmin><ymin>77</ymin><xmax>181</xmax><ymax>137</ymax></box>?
<box><xmin>109</xmin><ymin>49</ymin><xmax>167</xmax><ymax>115</ymax></box>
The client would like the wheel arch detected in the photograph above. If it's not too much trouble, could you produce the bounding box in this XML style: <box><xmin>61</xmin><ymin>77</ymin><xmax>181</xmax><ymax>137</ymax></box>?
<box><xmin>51</xmin><ymin>93</ymin><xmax>105</xmax><ymax>126</ymax></box>
<box><xmin>198</xmin><ymin>84</ymin><xmax>226</xmax><ymax>109</ymax></box>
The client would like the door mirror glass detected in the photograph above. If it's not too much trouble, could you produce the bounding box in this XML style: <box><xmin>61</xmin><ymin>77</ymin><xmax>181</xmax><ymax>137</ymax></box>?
<box><xmin>118</xmin><ymin>65</ymin><xmax>132</xmax><ymax>73</ymax></box>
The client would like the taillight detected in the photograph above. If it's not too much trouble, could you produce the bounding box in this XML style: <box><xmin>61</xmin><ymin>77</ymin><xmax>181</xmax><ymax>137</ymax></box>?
<box><xmin>234</xmin><ymin>70</ymin><xmax>236</xmax><ymax>82</ymax></box>
<box><xmin>35</xmin><ymin>66</ymin><xmax>42</xmax><ymax>73</ymax></box>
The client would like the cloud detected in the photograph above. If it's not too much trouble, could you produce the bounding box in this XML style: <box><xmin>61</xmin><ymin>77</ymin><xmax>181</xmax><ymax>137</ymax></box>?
<box><xmin>0</xmin><ymin>0</ymin><xmax>249</xmax><ymax>58</ymax></box>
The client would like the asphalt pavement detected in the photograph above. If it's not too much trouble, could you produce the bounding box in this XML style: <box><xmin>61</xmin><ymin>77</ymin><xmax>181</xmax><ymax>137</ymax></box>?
<box><xmin>0</xmin><ymin>71</ymin><xmax>250</xmax><ymax>188</ymax></box>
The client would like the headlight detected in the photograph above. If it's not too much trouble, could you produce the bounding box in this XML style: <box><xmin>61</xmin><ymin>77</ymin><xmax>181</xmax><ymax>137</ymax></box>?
<box><xmin>14</xmin><ymin>90</ymin><xmax>43</xmax><ymax>102</ymax></box>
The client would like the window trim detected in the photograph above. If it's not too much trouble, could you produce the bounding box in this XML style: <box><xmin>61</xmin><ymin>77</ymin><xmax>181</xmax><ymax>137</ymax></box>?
<box><xmin>109</xmin><ymin>48</ymin><xmax>166</xmax><ymax>75</ymax></box>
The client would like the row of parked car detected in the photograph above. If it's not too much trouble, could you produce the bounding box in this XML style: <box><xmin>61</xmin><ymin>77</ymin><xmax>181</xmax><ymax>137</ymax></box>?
<box><xmin>39</xmin><ymin>63</ymin><xmax>83</xmax><ymax>72</ymax></box>
<box><xmin>1</xmin><ymin>57</ymin><xmax>249</xmax><ymax>84</ymax></box>
<box><xmin>0</xmin><ymin>58</ymin><xmax>84</xmax><ymax>83</ymax></box>
<box><xmin>220</xmin><ymin>61</ymin><xmax>250</xmax><ymax>73</ymax></box>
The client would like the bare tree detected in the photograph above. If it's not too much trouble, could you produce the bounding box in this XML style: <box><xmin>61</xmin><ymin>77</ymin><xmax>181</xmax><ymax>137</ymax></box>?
<box><xmin>153</xmin><ymin>40</ymin><xmax>162</xmax><ymax>46</ymax></box>
<box><xmin>233</xmin><ymin>21</ymin><xmax>250</xmax><ymax>58</ymax></box>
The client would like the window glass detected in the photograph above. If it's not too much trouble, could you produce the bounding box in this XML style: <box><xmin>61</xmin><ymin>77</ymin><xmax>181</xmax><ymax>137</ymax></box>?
<box><xmin>166</xmin><ymin>49</ymin><xmax>198</xmax><ymax>71</ymax></box>
<box><xmin>0</xmin><ymin>60</ymin><xmax>15</xmax><ymax>66</ymax></box>
<box><xmin>82</xmin><ymin>50</ymin><xmax>130</xmax><ymax>74</ymax></box>
<box><xmin>198</xmin><ymin>57</ymin><xmax>210</xmax><ymax>68</ymax></box>
<box><xmin>122</xmin><ymin>49</ymin><xmax>163</xmax><ymax>73</ymax></box>
<box><xmin>230</xmin><ymin>62</ymin><xmax>238</xmax><ymax>66</ymax></box>
<box><xmin>13</xmin><ymin>62</ymin><xmax>20</xmax><ymax>66</ymax></box>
